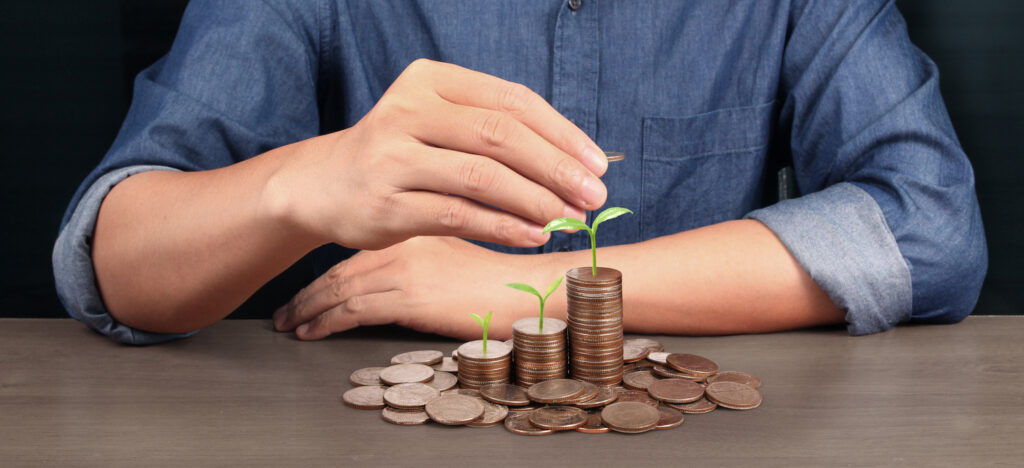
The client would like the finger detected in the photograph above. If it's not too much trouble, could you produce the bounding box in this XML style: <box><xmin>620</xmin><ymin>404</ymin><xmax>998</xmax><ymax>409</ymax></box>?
<box><xmin>418</xmin><ymin>60</ymin><xmax>608</xmax><ymax>177</ymax></box>
<box><xmin>395</xmin><ymin>146</ymin><xmax>586</xmax><ymax>226</ymax></box>
<box><xmin>413</xmin><ymin>101</ymin><xmax>607</xmax><ymax>211</ymax></box>
<box><xmin>386</xmin><ymin>191</ymin><xmax>550</xmax><ymax>247</ymax></box>
<box><xmin>274</xmin><ymin>256</ymin><xmax>396</xmax><ymax>332</ymax></box>
<box><xmin>296</xmin><ymin>290</ymin><xmax>406</xmax><ymax>341</ymax></box>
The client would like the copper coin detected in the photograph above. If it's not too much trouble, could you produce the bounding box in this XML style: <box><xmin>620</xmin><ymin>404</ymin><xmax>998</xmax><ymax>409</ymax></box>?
<box><xmin>647</xmin><ymin>378</ymin><xmax>705</xmax><ymax>404</ymax></box>
<box><xmin>508</xmin><ymin>402</ymin><xmax>544</xmax><ymax>412</ymax></box>
<box><xmin>479</xmin><ymin>383</ymin><xmax>531</xmax><ymax>406</ymax></box>
<box><xmin>646</xmin><ymin>352</ymin><xmax>670</xmax><ymax>365</ymax></box>
<box><xmin>622</xmin><ymin>370</ymin><xmax>659</xmax><ymax>390</ymax></box>
<box><xmin>383</xmin><ymin>383</ymin><xmax>441</xmax><ymax>409</ymax></box>
<box><xmin>652</xmin><ymin>364</ymin><xmax>706</xmax><ymax>381</ymax></box>
<box><xmin>574</xmin><ymin>385</ymin><xmax>620</xmax><ymax>409</ymax></box>
<box><xmin>666</xmin><ymin>353</ymin><xmax>719</xmax><ymax>377</ymax></box>
<box><xmin>575</xmin><ymin>410</ymin><xmax>610</xmax><ymax>433</ymax></box>
<box><xmin>669</xmin><ymin>397</ymin><xmax>718</xmax><ymax>414</ymax></box>
<box><xmin>705</xmin><ymin>381</ymin><xmax>762</xmax><ymax>410</ymax></box>
<box><xmin>390</xmin><ymin>350</ymin><xmax>444</xmax><ymax>366</ymax></box>
<box><xmin>604</xmin><ymin>151</ymin><xmax>626</xmax><ymax>162</ymax></box>
<box><xmin>426</xmin><ymin>371</ymin><xmax>459</xmax><ymax>392</ymax></box>
<box><xmin>706</xmin><ymin>371</ymin><xmax>762</xmax><ymax>389</ymax></box>
<box><xmin>563</xmin><ymin>380</ymin><xmax>601</xmax><ymax>405</ymax></box>
<box><xmin>379</xmin><ymin>363</ymin><xmax>435</xmax><ymax>385</ymax></box>
<box><xmin>342</xmin><ymin>385</ymin><xmax>386</xmax><ymax>410</ymax></box>
<box><xmin>504</xmin><ymin>410</ymin><xmax>554</xmax><ymax>436</ymax></box>
<box><xmin>381</xmin><ymin>407</ymin><xmax>430</xmax><ymax>425</ymax></box>
<box><xmin>614</xmin><ymin>389</ymin><xmax>659</xmax><ymax>407</ymax></box>
<box><xmin>527</xmin><ymin>379</ymin><xmax>585</xmax><ymax>403</ymax></box>
<box><xmin>622</xmin><ymin>341</ymin><xmax>650</xmax><ymax>363</ymax></box>
<box><xmin>627</xmin><ymin>338</ymin><xmax>664</xmax><ymax>353</ymax></box>
<box><xmin>442</xmin><ymin>388</ymin><xmax>481</xmax><ymax>398</ymax></box>
<box><xmin>655</xmin><ymin>405</ymin><xmax>684</xmax><ymax>430</ymax></box>
<box><xmin>432</xmin><ymin>357</ymin><xmax>459</xmax><ymax>373</ymax></box>
<box><xmin>466</xmin><ymin>398</ymin><xmax>509</xmax><ymax>427</ymax></box>
<box><xmin>349</xmin><ymin>367</ymin><xmax>385</xmax><ymax>387</ymax></box>
<box><xmin>425</xmin><ymin>394</ymin><xmax>485</xmax><ymax>425</ymax></box>
<box><xmin>529</xmin><ymin>406</ymin><xmax>588</xmax><ymax>431</ymax></box>
<box><xmin>601</xmin><ymin>401</ymin><xmax>660</xmax><ymax>434</ymax></box>
<box><xmin>456</xmin><ymin>340</ymin><xmax>512</xmax><ymax>360</ymax></box>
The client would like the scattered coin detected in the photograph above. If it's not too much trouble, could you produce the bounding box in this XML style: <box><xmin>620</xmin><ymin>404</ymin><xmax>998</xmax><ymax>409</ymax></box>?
<box><xmin>563</xmin><ymin>380</ymin><xmax>600</xmax><ymax>405</ymax></box>
<box><xmin>527</xmin><ymin>378</ymin><xmax>585</xmax><ymax>404</ymax></box>
<box><xmin>622</xmin><ymin>341</ymin><xmax>651</xmax><ymax>363</ymax></box>
<box><xmin>646</xmin><ymin>352</ymin><xmax>670</xmax><ymax>365</ymax></box>
<box><xmin>425</xmin><ymin>394</ymin><xmax>485</xmax><ymax>425</ymax></box>
<box><xmin>384</xmin><ymin>383</ymin><xmax>440</xmax><ymax>409</ymax></box>
<box><xmin>504</xmin><ymin>410</ymin><xmax>554</xmax><ymax>436</ymax></box>
<box><xmin>425</xmin><ymin>371</ymin><xmax>459</xmax><ymax>392</ymax></box>
<box><xmin>647</xmin><ymin>378</ymin><xmax>705</xmax><ymax>404</ymax></box>
<box><xmin>622</xmin><ymin>369</ymin><xmax>660</xmax><ymax>391</ymax></box>
<box><xmin>466</xmin><ymin>398</ymin><xmax>509</xmax><ymax>427</ymax></box>
<box><xmin>507</xmin><ymin>402</ymin><xmax>544</xmax><ymax>412</ymax></box>
<box><xmin>379</xmin><ymin>363</ymin><xmax>435</xmax><ymax>385</ymax></box>
<box><xmin>668</xmin><ymin>397</ymin><xmax>717</xmax><ymax>414</ymax></box>
<box><xmin>349</xmin><ymin>367</ymin><xmax>385</xmax><ymax>387</ymax></box>
<box><xmin>381</xmin><ymin>407</ymin><xmax>430</xmax><ymax>425</ymax></box>
<box><xmin>706</xmin><ymin>371</ymin><xmax>762</xmax><ymax>389</ymax></box>
<box><xmin>480</xmin><ymin>383</ymin><xmax>531</xmax><ymax>406</ymax></box>
<box><xmin>529</xmin><ymin>406</ymin><xmax>588</xmax><ymax>431</ymax></box>
<box><xmin>705</xmin><ymin>381</ymin><xmax>762</xmax><ymax>410</ymax></box>
<box><xmin>432</xmin><ymin>357</ymin><xmax>459</xmax><ymax>373</ymax></box>
<box><xmin>574</xmin><ymin>384</ymin><xmax>620</xmax><ymax>409</ymax></box>
<box><xmin>604</xmin><ymin>151</ymin><xmax>626</xmax><ymax>162</ymax></box>
<box><xmin>391</xmin><ymin>350</ymin><xmax>444</xmax><ymax>366</ymax></box>
<box><xmin>614</xmin><ymin>389</ymin><xmax>659</xmax><ymax>407</ymax></box>
<box><xmin>441</xmin><ymin>388</ymin><xmax>481</xmax><ymax>398</ymax></box>
<box><xmin>601</xmin><ymin>401</ymin><xmax>660</xmax><ymax>434</ymax></box>
<box><xmin>627</xmin><ymin>338</ymin><xmax>664</xmax><ymax>353</ymax></box>
<box><xmin>666</xmin><ymin>353</ymin><xmax>719</xmax><ymax>377</ymax></box>
<box><xmin>342</xmin><ymin>385</ymin><xmax>387</xmax><ymax>410</ymax></box>
<box><xmin>652</xmin><ymin>364</ymin><xmax>706</xmax><ymax>381</ymax></box>
<box><xmin>575</xmin><ymin>410</ymin><xmax>610</xmax><ymax>433</ymax></box>
<box><xmin>655</xmin><ymin>405</ymin><xmax>684</xmax><ymax>430</ymax></box>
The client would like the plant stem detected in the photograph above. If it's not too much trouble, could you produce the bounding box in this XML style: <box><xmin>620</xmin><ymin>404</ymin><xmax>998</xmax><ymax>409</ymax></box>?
<box><xmin>538</xmin><ymin>297</ymin><xmax>545</xmax><ymax>332</ymax></box>
<box><xmin>590</xmin><ymin>229</ymin><xmax>597</xmax><ymax>277</ymax></box>
<box><xmin>482</xmin><ymin>327</ymin><xmax>488</xmax><ymax>355</ymax></box>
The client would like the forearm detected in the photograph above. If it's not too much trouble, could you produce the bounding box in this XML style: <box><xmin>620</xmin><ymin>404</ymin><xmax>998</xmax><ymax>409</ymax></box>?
<box><xmin>537</xmin><ymin>219</ymin><xmax>843</xmax><ymax>334</ymax></box>
<box><xmin>93</xmin><ymin>141</ymin><xmax>323</xmax><ymax>333</ymax></box>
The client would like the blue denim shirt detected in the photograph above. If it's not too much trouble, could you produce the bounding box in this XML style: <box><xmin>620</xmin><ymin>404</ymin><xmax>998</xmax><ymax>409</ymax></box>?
<box><xmin>53</xmin><ymin>0</ymin><xmax>986</xmax><ymax>344</ymax></box>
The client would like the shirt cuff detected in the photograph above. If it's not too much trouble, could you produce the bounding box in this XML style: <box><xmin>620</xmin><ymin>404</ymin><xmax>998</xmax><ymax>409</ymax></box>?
<box><xmin>52</xmin><ymin>165</ymin><xmax>198</xmax><ymax>345</ymax></box>
<box><xmin>745</xmin><ymin>183</ymin><xmax>912</xmax><ymax>335</ymax></box>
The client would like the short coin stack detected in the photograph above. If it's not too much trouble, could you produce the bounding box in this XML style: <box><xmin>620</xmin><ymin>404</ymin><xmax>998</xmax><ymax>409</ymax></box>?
<box><xmin>512</xmin><ymin>317</ymin><xmax>568</xmax><ymax>387</ymax></box>
<box><xmin>565</xmin><ymin>267</ymin><xmax>624</xmax><ymax>385</ymax></box>
<box><xmin>455</xmin><ymin>340</ymin><xmax>512</xmax><ymax>389</ymax></box>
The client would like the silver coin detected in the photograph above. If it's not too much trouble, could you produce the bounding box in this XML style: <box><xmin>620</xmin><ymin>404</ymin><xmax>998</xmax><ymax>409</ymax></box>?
<box><xmin>349</xmin><ymin>367</ymin><xmax>385</xmax><ymax>387</ymax></box>
<box><xmin>425</xmin><ymin>371</ymin><xmax>459</xmax><ymax>392</ymax></box>
<box><xmin>383</xmin><ymin>383</ymin><xmax>441</xmax><ymax>409</ymax></box>
<box><xmin>425</xmin><ymin>394</ymin><xmax>485</xmax><ymax>425</ymax></box>
<box><xmin>342</xmin><ymin>385</ymin><xmax>386</xmax><ymax>410</ymax></box>
<box><xmin>381</xmin><ymin>407</ymin><xmax>430</xmax><ymax>425</ymax></box>
<box><xmin>391</xmin><ymin>350</ymin><xmax>444</xmax><ymax>366</ymax></box>
<box><xmin>379</xmin><ymin>363</ymin><xmax>435</xmax><ymax>385</ymax></box>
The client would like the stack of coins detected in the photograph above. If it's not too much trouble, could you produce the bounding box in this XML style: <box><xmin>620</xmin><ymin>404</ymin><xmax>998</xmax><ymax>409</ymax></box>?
<box><xmin>456</xmin><ymin>340</ymin><xmax>513</xmax><ymax>389</ymax></box>
<box><xmin>565</xmin><ymin>267</ymin><xmax>624</xmax><ymax>385</ymax></box>
<box><xmin>512</xmin><ymin>317</ymin><xmax>568</xmax><ymax>387</ymax></box>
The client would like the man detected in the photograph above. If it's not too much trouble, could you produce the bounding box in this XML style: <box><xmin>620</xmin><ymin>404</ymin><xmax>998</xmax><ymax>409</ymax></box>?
<box><xmin>54</xmin><ymin>0</ymin><xmax>986</xmax><ymax>345</ymax></box>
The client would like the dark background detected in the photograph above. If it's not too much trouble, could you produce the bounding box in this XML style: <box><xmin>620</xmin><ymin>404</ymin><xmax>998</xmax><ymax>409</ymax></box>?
<box><xmin>1</xmin><ymin>1</ymin><xmax>1021</xmax><ymax>318</ymax></box>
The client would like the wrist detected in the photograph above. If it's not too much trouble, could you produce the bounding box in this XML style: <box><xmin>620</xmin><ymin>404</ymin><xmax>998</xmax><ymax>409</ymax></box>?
<box><xmin>257</xmin><ymin>137</ymin><xmax>331</xmax><ymax>252</ymax></box>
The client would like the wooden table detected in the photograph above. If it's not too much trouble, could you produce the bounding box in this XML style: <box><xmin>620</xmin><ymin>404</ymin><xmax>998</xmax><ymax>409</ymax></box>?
<box><xmin>2</xmin><ymin>317</ymin><xmax>1022</xmax><ymax>466</ymax></box>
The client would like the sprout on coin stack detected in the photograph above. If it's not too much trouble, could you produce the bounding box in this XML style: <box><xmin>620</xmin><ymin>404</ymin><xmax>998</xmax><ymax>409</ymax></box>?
<box><xmin>506</xmin><ymin>278</ymin><xmax>568</xmax><ymax>386</ymax></box>
<box><xmin>457</xmin><ymin>311</ymin><xmax>513</xmax><ymax>389</ymax></box>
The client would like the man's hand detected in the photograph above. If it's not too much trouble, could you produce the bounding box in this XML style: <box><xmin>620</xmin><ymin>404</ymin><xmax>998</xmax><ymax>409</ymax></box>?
<box><xmin>264</xmin><ymin>59</ymin><xmax>608</xmax><ymax>251</ymax></box>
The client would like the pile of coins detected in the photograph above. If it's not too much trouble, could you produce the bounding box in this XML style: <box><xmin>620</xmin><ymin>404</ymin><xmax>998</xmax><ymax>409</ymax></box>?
<box><xmin>455</xmin><ymin>340</ymin><xmax>512</xmax><ymax>389</ymax></box>
<box><xmin>342</xmin><ymin>339</ymin><xmax>763</xmax><ymax>435</ymax></box>
<box><xmin>512</xmin><ymin>317</ymin><xmax>567</xmax><ymax>386</ymax></box>
<box><xmin>566</xmin><ymin>267</ymin><xmax>624</xmax><ymax>385</ymax></box>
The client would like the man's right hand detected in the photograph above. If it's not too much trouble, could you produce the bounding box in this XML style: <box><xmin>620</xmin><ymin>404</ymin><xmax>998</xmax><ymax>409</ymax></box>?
<box><xmin>262</xmin><ymin>59</ymin><xmax>608</xmax><ymax>250</ymax></box>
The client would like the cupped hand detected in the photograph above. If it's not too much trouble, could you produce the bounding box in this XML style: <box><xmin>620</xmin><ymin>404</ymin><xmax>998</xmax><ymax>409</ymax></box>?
<box><xmin>265</xmin><ymin>59</ymin><xmax>607</xmax><ymax>251</ymax></box>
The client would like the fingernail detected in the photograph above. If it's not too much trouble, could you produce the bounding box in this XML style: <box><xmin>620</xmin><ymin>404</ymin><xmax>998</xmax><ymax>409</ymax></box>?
<box><xmin>296</xmin><ymin>323</ymin><xmax>310</xmax><ymax>336</ymax></box>
<box><xmin>563</xmin><ymin>205</ymin><xmax>586</xmax><ymax>221</ymax></box>
<box><xmin>528</xmin><ymin>225</ymin><xmax>548</xmax><ymax>244</ymax></box>
<box><xmin>579</xmin><ymin>176</ymin><xmax>606</xmax><ymax>208</ymax></box>
<box><xmin>582</xmin><ymin>146</ymin><xmax>608</xmax><ymax>175</ymax></box>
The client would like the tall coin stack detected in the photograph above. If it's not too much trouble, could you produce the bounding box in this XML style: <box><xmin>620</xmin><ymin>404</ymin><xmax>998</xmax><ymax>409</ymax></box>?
<box><xmin>512</xmin><ymin>317</ymin><xmax>568</xmax><ymax>387</ymax></box>
<box><xmin>456</xmin><ymin>340</ymin><xmax>512</xmax><ymax>389</ymax></box>
<box><xmin>565</xmin><ymin>267</ymin><xmax>624</xmax><ymax>385</ymax></box>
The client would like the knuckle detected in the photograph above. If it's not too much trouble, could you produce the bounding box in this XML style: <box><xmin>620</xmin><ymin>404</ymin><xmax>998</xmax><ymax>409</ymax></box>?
<box><xmin>329</xmin><ymin>274</ymin><xmax>350</xmax><ymax>301</ymax></box>
<box><xmin>438</xmin><ymin>198</ymin><xmax>471</xmax><ymax>231</ymax></box>
<box><xmin>475</xmin><ymin>111</ymin><xmax>514</xmax><ymax>149</ymax></box>
<box><xmin>497</xmin><ymin>82</ymin><xmax>536</xmax><ymax>116</ymax></box>
<box><xmin>550</xmin><ymin>156</ymin><xmax>580</xmax><ymax>188</ymax></box>
<box><xmin>492</xmin><ymin>216</ymin><xmax>518</xmax><ymax>245</ymax></box>
<box><xmin>457</xmin><ymin>159</ymin><xmax>498</xmax><ymax>195</ymax></box>
<box><xmin>345</xmin><ymin>295</ymin><xmax>366</xmax><ymax>315</ymax></box>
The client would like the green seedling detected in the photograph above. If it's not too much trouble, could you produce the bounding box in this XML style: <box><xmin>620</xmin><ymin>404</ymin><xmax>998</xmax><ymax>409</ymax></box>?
<box><xmin>542</xmin><ymin>207</ymin><xmax>634</xmax><ymax>277</ymax></box>
<box><xmin>505</xmin><ymin>277</ymin><xmax>564</xmax><ymax>333</ymax></box>
<box><xmin>469</xmin><ymin>311</ymin><xmax>493</xmax><ymax>356</ymax></box>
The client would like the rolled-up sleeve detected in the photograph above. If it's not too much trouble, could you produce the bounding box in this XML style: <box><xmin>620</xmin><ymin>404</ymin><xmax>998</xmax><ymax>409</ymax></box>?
<box><xmin>52</xmin><ymin>0</ymin><xmax>324</xmax><ymax>344</ymax></box>
<box><xmin>748</xmin><ymin>0</ymin><xmax>987</xmax><ymax>335</ymax></box>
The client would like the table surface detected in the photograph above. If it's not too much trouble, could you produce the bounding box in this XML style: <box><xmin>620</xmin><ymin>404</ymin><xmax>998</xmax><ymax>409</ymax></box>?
<box><xmin>1</xmin><ymin>317</ymin><xmax>1022</xmax><ymax>467</ymax></box>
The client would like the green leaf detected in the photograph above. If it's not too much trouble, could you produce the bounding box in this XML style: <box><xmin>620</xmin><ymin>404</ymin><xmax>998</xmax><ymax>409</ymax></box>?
<box><xmin>591</xmin><ymin>207</ymin><xmax>634</xmax><ymax>233</ymax></box>
<box><xmin>541</xmin><ymin>217</ymin><xmax>590</xmax><ymax>234</ymax></box>
<box><xmin>505</xmin><ymin>283</ymin><xmax>541</xmax><ymax>298</ymax></box>
<box><xmin>469</xmin><ymin>313</ymin><xmax>485</xmax><ymax>328</ymax></box>
<box><xmin>543</xmin><ymin>276</ymin><xmax>564</xmax><ymax>300</ymax></box>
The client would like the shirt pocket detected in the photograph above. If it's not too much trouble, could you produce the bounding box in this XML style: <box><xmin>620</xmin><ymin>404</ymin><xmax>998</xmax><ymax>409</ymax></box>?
<box><xmin>640</xmin><ymin>101</ymin><xmax>774</xmax><ymax>240</ymax></box>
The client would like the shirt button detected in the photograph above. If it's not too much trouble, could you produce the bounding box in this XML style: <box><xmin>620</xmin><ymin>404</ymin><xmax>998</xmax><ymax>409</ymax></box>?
<box><xmin>568</xmin><ymin>0</ymin><xmax>582</xmax><ymax>11</ymax></box>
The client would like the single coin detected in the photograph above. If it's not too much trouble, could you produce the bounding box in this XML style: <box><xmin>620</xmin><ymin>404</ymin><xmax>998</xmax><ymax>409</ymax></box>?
<box><xmin>391</xmin><ymin>350</ymin><xmax>444</xmax><ymax>366</ymax></box>
<box><xmin>705</xmin><ymin>381</ymin><xmax>763</xmax><ymax>410</ymax></box>
<box><xmin>626</xmin><ymin>338</ymin><xmax>664</xmax><ymax>353</ymax></box>
<box><xmin>563</xmin><ymin>380</ymin><xmax>600</xmax><ymax>405</ymax></box>
<box><xmin>425</xmin><ymin>394</ymin><xmax>485</xmax><ymax>425</ymax></box>
<box><xmin>604</xmin><ymin>151</ymin><xmax>626</xmax><ymax>162</ymax></box>
<box><xmin>505</xmin><ymin>410</ymin><xmax>554</xmax><ymax>436</ymax></box>
<box><xmin>666</xmin><ymin>353</ymin><xmax>719</xmax><ymax>377</ymax></box>
<box><xmin>466</xmin><ymin>398</ymin><xmax>509</xmax><ymax>427</ymax></box>
<box><xmin>706</xmin><ymin>371</ymin><xmax>762</xmax><ymax>389</ymax></box>
<box><xmin>529</xmin><ymin>406</ymin><xmax>588</xmax><ymax>431</ymax></box>
<box><xmin>342</xmin><ymin>385</ymin><xmax>387</xmax><ymax>410</ymax></box>
<box><xmin>655</xmin><ymin>405</ymin><xmax>684</xmax><ymax>430</ymax></box>
<box><xmin>379</xmin><ymin>363</ymin><xmax>435</xmax><ymax>385</ymax></box>
<box><xmin>601</xmin><ymin>401</ymin><xmax>660</xmax><ymax>434</ymax></box>
<box><xmin>480</xmin><ymin>383</ymin><xmax>531</xmax><ymax>406</ymax></box>
<box><xmin>432</xmin><ymin>357</ymin><xmax>459</xmax><ymax>373</ymax></box>
<box><xmin>669</xmin><ymin>397</ymin><xmax>718</xmax><ymax>414</ymax></box>
<box><xmin>646</xmin><ymin>352</ymin><xmax>670</xmax><ymax>365</ymax></box>
<box><xmin>508</xmin><ymin>402</ymin><xmax>544</xmax><ymax>412</ymax></box>
<box><xmin>614</xmin><ymin>389</ymin><xmax>659</xmax><ymax>407</ymax></box>
<box><xmin>384</xmin><ymin>383</ymin><xmax>440</xmax><ymax>409</ymax></box>
<box><xmin>574</xmin><ymin>384</ymin><xmax>619</xmax><ymax>409</ymax></box>
<box><xmin>622</xmin><ymin>370</ymin><xmax>659</xmax><ymax>391</ymax></box>
<box><xmin>349</xmin><ymin>367</ymin><xmax>385</xmax><ymax>387</ymax></box>
<box><xmin>653</xmin><ymin>364</ymin><xmax>706</xmax><ymax>381</ymax></box>
<box><xmin>647</xmin><ymin>378</ymin><xmax>705</xmax><ymax>404</ymax></box>
<box><xmin>451</xmin><ymin>350</ymin><xmax>459</xmax><ymax>361</ymax></box>
<box><xmin>575</xmin><ymin>410</ymin><xmax>610</xmax><ymax>433</ymax></box>
<box><xmin>442</xmin><ymin>388</ymin><xmax>481</xmax><ymax>398</ymax></box>
<box><xmin>426</xmin><ymin>371</ymin><xmax>459</xmax><ymax>392</ymax></box>
<box><xmin>622</xmin><ymin>341</ymin><xmax>651</xmax><ymax>363</ymax></box>
<box><xmin>381</xmin><ymin>407</ymin><xmax>430</xmax><ymax>425</ymax></box>
<box><xmin>527</xmin><ymin>379</ymin><xmax>586</xmax><ymax>403</ymax></box>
